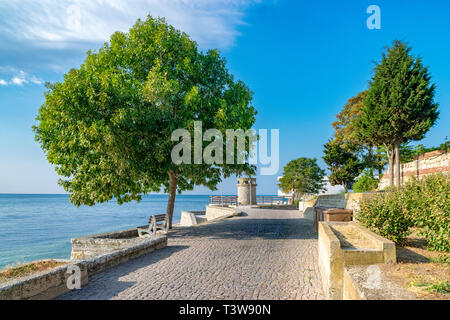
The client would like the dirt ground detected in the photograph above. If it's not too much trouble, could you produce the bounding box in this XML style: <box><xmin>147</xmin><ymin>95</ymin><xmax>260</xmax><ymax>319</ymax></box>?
<box><xmin>0</xmin><ymin>260</ymin><xmax>66</xmax><ymax>284</ymax></box>
<box><xmin>383</xmin><ymin>234</ymin><xmax>449</xmax><ymax>300</ymax></box>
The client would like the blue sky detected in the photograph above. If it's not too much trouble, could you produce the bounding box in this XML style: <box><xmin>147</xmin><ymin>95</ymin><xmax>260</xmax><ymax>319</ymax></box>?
<box><xmin>0</xmin><ymin>0</ymin><xmax>449</xmax><ymax>195</ymax></box>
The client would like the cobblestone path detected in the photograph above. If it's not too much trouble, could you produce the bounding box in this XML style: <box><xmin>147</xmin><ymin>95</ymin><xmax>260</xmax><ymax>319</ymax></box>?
<box><xmin>60</xmin><ymin>208</ymin><xmax>323</xmax><ymax>300</ymax></box>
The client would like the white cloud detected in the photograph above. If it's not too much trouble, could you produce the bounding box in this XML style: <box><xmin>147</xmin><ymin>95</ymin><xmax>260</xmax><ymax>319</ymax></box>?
<box><xmin>0</xmin><ymin>68</ymin><xmax>43</xmax><ymax>87</ymax></box>
<box><xmin>11</xmin><ymin>71</ymin><xmax>28</xmax><ymax>86</ymax></box>
<box><xmin>30</xmin><ymin>76</ymin><xmax>44</xmax><ymax>85</ymax></box>
<box><xmin>0</xmin><ymin>0</ymin><xmax>261</xmax><ymax>50</ymax></box>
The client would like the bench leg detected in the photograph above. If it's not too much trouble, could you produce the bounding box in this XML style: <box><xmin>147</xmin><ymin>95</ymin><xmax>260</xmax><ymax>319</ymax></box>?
<box><xmin>151</xmin><ymin>220</ymin><xmax>156</xmax><ymax>238</ymax></box>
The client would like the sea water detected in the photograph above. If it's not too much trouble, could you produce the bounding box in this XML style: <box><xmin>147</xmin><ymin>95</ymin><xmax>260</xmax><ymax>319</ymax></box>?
<box><xmin>0</xmin><ymin>194</ymin><xmax>210</xmax><ymax>269</ymax></box>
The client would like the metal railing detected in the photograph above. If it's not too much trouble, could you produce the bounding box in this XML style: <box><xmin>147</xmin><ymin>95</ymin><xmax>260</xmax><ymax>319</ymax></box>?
<box><xmin>209</xmin><ymin>196</ymin><xmax>238</xmax><ymax>206</ymax></box>
<box><xmin>256</xmin><ymin>196</ymin><xmax>293</xmax><ymax>205</ymax></box>
<box><xmin>209</xmin><ymin>195</ymin><xmax>293</xmax><ymax>206</ymax></box>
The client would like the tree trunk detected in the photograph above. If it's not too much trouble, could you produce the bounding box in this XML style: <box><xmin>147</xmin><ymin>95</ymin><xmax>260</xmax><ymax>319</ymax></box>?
<box><xmin>394</xmin><ymin>141</ymin><xmax>401</xmax><ymax>187</ymax></box>
<box><xmin>166</xmin><ymin>170</ymin><xmax>178</xmax><ymax>229</ymax></box>
<box><xmin>376</xmin><ymin>147</ymin><xmax>383</xmax><ymax>177</ymax></box>
<box><xmin>386</xmin><ymin>145</ymin><xmax>394</xmax><ymax>187</ymax></box>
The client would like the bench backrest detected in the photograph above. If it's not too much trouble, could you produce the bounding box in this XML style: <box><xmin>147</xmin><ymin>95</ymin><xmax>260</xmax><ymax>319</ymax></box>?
<box><xmin>148</xmin><ymin>214</ymin><xmax>168</xmax><ymax>224</ymax></box>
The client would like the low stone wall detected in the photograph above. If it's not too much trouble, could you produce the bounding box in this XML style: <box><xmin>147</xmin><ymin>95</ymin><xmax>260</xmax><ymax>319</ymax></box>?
<box><xmin>343</xmin><ymin>265</ymin><xmax>416</xmax><ymax>300</ymax></box>
<box><xmin>205</xmin><ymin>205</ymin><xmax>242</xmax><ymax>221</ymax></box>
<box><xmin>378</xmin><ymin>150</ymin><xmax>449</xmax><ymax>189</ymax></box>
<box><xmin>179</xmin><ymin>210</ymin><xmax>207</xmax><ymax>227</ymax></box>
<box><xmin>71</xmin><ymin>228</ymin><xmax>164</xmax><ymax>259</ymax></box>
<box><xmin>318</xmin><ymin>221</ymin><xmax>396</xmax><ymax>300</ymax></box>
<box><xmin>83</xmin><ymin>236</ymin><xmax>167</xmax><ymax>276</ymax></box>
<box><xmin>0</xmin><ymin>260</ymin><xmax>88</xmax><ymax>300</ymax></box>
<box><xmin>1</xmin><ymin>232</ymin><xmax>167</xmax><ymax>300</ymax></box>
<box><xmin>302</xmin><ymin>192</ymin><xmax>378</xmax><ymax>220</ymax></box>
<box><xmin>318</xmin><ymin>221</ymin><xmax>344</xmax><ymax>299</ymax></box>
<box><xmin>299</xmin><ymin>197</ymin><xmax>317</xmax><ymax>211</ymax></box>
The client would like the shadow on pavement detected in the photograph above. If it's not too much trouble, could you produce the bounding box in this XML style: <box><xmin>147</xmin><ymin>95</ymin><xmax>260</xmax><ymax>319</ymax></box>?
<box><xmin>168</xmin><ymin>218</ymin><xmax>316</xmax><ymax>241</ymax></box>
<box><xmin>58</xmin><ymin>245</ymin><xmax>189</xmax><ymax>300</ymax></box>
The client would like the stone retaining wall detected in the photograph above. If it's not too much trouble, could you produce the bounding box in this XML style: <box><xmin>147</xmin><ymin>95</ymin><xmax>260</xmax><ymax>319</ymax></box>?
<box><xmin>378</xmin><ymin>150</ymin><xmax>449</xmax><ymax>189</ymax></box>
<box><xmin>303</xmin><ymin>192</ymin><xmax>377</xmax><ymax>220</ymax></box>
<box><xmin>318</xmin><ymin>222</ymin><xmax>396</xmax><ymax>300</ymax></box>
<box><xmin>0</xmin><ymin>260</ymin><xmax>88</xmax><ymax>300</ymax></box>
<box><xmin>205</xmin><ymin>205</ymin><xmax>242</xmax><ymax>221</ymax></box>
<box><xmin>343</xmin><ymin>265</ymin><xmax>416</xmax><ymax>300</ymax></box>
<box><xmin>179</xmin><ymin>210</ymin><xmax>207</xmax><ymax>227</ymax></box>
<box><xmin>83</xmin><ymin>236</ymin><xmax>167</xmax><ymax>275</ymax></box>
<box><xmin>1</xmin><ymin>233</ymin><xmax>167</xmax><ymax>300</ymax></box>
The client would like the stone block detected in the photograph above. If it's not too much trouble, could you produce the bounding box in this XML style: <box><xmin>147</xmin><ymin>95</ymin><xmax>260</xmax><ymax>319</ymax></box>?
<box><xmin>318</xmin><ymin>221</ymin><xmax>396</xmax><ymax>299</ymax></box>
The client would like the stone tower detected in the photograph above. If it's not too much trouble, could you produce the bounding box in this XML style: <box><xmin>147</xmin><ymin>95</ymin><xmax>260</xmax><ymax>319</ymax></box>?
<box><xmin>237</xmin><ymin>177</ymin><xmax>257</xmax><ymax>206</ymax></box>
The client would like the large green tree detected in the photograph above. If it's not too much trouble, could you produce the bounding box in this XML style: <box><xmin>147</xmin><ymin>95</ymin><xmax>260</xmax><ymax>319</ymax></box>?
<box><xmin>33</xmin><ymin>15</ymin><xmax>257</xmax><ymax>228</ymax></box>
<box><xmin>323</xmin><ymin>140</ymin><xmax>362</xmax><ymax>191</ymax></box>
<box><xmin>278</xmin><ymin>158</ymin><xmax>326</xmax><ymax>200</ymax></box>
<box><xmin>357</xmin><ymin>40</ymin><xmax>439</xmax><ymax>187</ymax></box>
<box><xmin>332</xmin><ymin>90</ymin><xmax>386</xmax><ymax>175</ymax></box>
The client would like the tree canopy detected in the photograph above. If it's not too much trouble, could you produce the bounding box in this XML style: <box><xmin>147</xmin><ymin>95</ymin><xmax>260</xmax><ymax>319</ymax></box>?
<box><xmin>332</xmin><ymin>91</ymin><xmax>367</xmax><ymax>152</ymax></box>
<box><xmin>278</xmin><ymin>157</ymin><xmax>326</xmax><ymax>200</ymax></box>
<box><xmin>322</xmin><ymin>140</ymin><xmax>362</xmax><ymax>191</ymax></box>
<box><xmin>33</xmin><ymin>15</ymin><xmax>257</xmax><ymax>227</ymax></box>
<box><xmin>357</xmin><ymin>40</ymin><xmax>439</xmax><ymax>187</ymax></box>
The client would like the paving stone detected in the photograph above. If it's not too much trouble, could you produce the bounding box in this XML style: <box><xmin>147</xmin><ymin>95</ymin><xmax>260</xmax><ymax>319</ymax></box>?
<box><xmin>59</xmin><ymin>208</ymin><xmax>322</xmax><ymax>300</ymax></box>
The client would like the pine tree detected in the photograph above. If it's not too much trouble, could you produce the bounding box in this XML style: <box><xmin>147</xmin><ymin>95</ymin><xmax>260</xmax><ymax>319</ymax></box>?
<box><xmin>358</xmin><ymin>40</ymin><xmax>439</xmax><ymax>187</ymax></box>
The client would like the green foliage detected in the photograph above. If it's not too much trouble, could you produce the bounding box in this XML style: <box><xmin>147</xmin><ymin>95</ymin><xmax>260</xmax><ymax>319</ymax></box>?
<box><xmin>356</xmin><ymin>40</ymin><xmax>439</xmax><ymax>187</ymax></box>
<box><xmin>426</xmin><ymin>281</ymin><xmax>450</xmax><ymax>294</ymax></box>
<box><xmin>401</xmin><ymin>140</ymin><xmax>449</xmax><ymax>163</ymax></box>
<box><xmin>278</xmin><ymin>157</ymin><xmax>326</xmax><ymax>200</ymax></box>
<box><xmin>429</xmin><ymin>254</ymin><xmax>449</xmax><ymax>266</ymax></box>
<box><xmin>358</xmin><ymin>174</ymin><xmax>450</xmax><ymax>250</ymax></box>
<box><xmin>322</xmin><ymin>140</ymin><xmax>362</xmax><ymax>190</ymax></box>
<box><xmin>358</xmin><ymin>191</ymin><xmax>412</xmax><ymax>244</ymax></box>
<box><xmin>353</xmin><ymin>169</ymin><xmax>379</xmax><ymax>192</ymax></box>
<box><xmin>358</xmin><ymin>40</ymin><xmax>439</xmax><ymax>148</ymax></box>
<box><xmin>332</xmin><ymin>91</ymin><xmax>367</xmax><ymax>151</ymax></box>
<box><xmin>33</xmin><ymin>15</ymin><xmax>256</xmax><ymax>224</ymax></box>
<box><xmin>401</xmin><ymin>174</ymin><xmax>450</xmax><ymax>251</ymax></box>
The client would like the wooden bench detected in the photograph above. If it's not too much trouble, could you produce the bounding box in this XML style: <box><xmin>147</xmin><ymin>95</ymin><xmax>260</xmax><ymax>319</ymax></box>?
<box><xmin>137</xmin><ymin>213</ymin><xmax>169</xmax><ymax>237</ymax></box>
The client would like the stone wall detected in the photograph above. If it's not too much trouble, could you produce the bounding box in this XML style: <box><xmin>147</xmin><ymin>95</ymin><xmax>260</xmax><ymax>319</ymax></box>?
<box><xmin>70</xmin><ymin>228</ymin><xmax>165</xmax><ymax>260</ymax></box>
<box><xmin>0</xmin><ymin>260</ymin><xmax>88</xmax><ymax>300</ymax></box>
<box><xmin>343</xmin><ymin>265</ymin><xmax>416</xmax><ymax>300</ymax></box>
<box><xmin>318</xmin><ymin>222</ymin><xmax>396</xmax><ymax>300</ymax></box>
<box><xmin>1</xmin><ymin>233</ymin><xmax>167</xmax><ymax>300</ymax></box>
<box><xmin>205</xmin><ymin>205</ymin><xmax>242</xmax><ymax>221</ymax></box>
<box><xmin>378</xmin><ymin>150</ymin><xmax>449</xmax><ymax>189</ymax></box>
<box><xmin>179</xmin><ymin>211</ymin><xmax>207</xmax><ymax>227</ymax></box>
<box><xmin>302</xmin><ymin>192</ymin><xmax>378</xmax><ymax>220</ymax></box>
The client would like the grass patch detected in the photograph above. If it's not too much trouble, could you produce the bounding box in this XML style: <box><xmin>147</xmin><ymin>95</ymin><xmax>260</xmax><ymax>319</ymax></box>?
<box><xmin>429</xmin><ymin>254</ymin><xmax>449</xmax><ymax>266</ymax></box>
<box><xmin>410</xmin><ymin>277</ymin><xmax>450</xmax><ymax>295</ymax></box>
<box><xmin>0</xmin><ymin>260</ymin><xmax>66</xmax><ymax>283</ymax></box>
<box><xmin>426</xmin><ymin>281</ymin><xmax>450</xmax><ymax>294</ymax></box>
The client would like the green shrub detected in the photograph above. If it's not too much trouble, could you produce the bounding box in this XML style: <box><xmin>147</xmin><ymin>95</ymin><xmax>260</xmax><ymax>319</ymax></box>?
<box><xmin>353</xmin><ymin>169</ymin><xmax>379</xmax><ymax>192</ymax></box>
<box><xmin>402</xmin><ymin>174</ymin><xmax>450</xmax><ymax>251</ymax></box>
<box><xmin>358</xmin><ymin>174</ymin><xmax>449</xmax><ymax>251</ymax></box>
<box><xmin>358</xmin><ymin>192</ymin><xmax>412</xmax><ymax>244</ymax></box>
